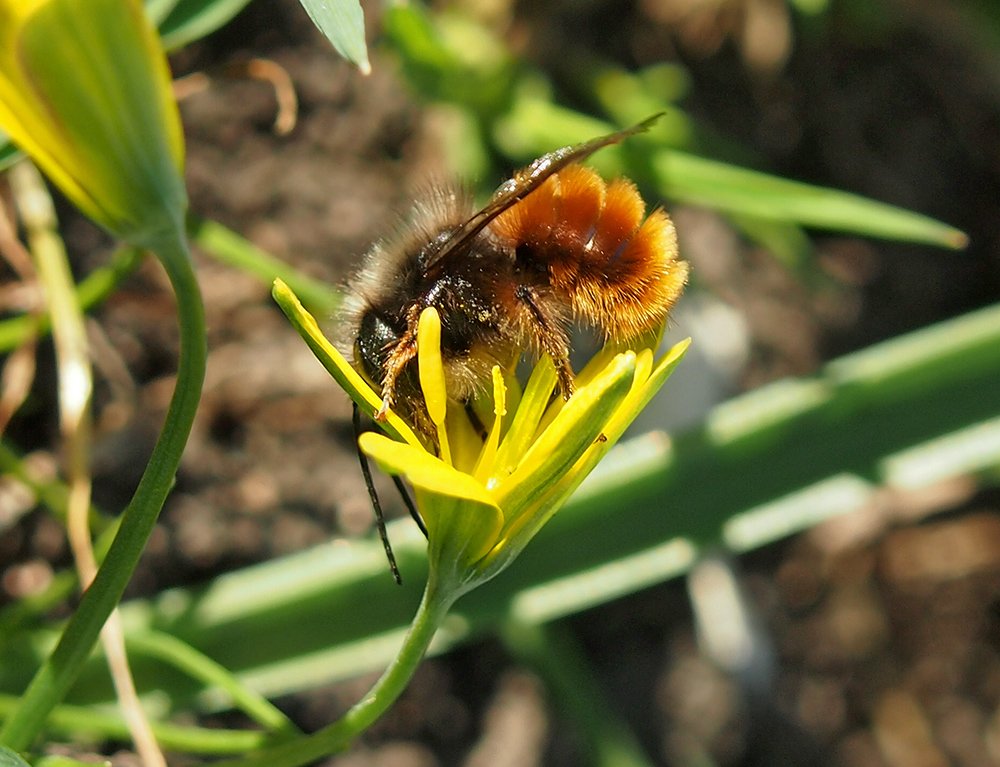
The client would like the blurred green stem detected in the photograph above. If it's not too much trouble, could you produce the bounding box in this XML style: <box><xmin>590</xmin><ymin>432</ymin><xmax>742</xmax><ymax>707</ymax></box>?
<box><xmin>0</xmin><ymin>231</ymin><xmax>206</xmax><ymax>751</ymax></box>
<box><xmin>127</xmin><ymin>631</ymin><xmax>299</xmax><ymax>737</ymax></box>
<box><xmin>0</xmin><ymin>245</ymin><xmax>141</xmax><ymax>353</ymax></box>
<box><xmin>213</xmin><ymin>577</ymin><xmax>457</xmax><ymax>767</ymax></box>
<box><xmin>0</xmin><ymin>694</ymin><xmax>269</xmax><ymax>755</ymax></box>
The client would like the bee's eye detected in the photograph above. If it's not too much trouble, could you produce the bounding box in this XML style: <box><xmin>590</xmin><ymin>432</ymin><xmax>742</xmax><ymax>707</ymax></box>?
<box><xmin>355</xmin><ymin>311</ymin><xmax>401</xmax><ymax>384</ymax></box>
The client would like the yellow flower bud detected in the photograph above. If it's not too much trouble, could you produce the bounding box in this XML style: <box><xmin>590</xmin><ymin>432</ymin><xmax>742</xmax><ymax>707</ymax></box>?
<box><xmin>0</xmin><ymin>0</ymin><xmax>186</xmax><ymax>247</ymax></box>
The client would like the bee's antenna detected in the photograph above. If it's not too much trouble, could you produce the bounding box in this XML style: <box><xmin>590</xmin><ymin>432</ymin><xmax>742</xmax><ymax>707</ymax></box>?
<box><xmin>353</xmin><ymin>402</ymin><xmax>403</xmax><ymax>584</ymax></box>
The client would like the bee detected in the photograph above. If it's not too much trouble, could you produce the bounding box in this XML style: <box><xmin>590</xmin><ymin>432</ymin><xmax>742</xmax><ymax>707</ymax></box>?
<box><xmin>340</xmin><ymin>115</ymin><xmax>688</xmax><ymax>581</ymax></box>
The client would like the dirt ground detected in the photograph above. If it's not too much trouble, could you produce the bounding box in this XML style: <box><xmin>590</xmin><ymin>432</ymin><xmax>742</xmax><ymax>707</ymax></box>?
<box><xmin>4</xmin><ymin>0</ymin><xmax>1000</xmax><ymax>765</ymax></box>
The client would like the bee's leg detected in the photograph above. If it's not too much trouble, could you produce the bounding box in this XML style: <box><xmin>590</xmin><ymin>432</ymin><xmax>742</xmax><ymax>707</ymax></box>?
<box><xmin>353</xmin><ymin>402</ymin><xmax>403</xmax><ymax>584</ymax></box>
<box><xmin>514</xmin><ymin>284</ymin><xmax>576</xmax><ymax>399</ymax></box>
<box><xmin>464</xmin><ymin>402</ymin><xmax>488</xmax><ymax>440</ymax></box>
<box><xmin>392</xmin><ymin>475</ymin><xmax>428</xmax><ymax>538</ymax></box>
<box><xmin>375</xmin><ymin>304</ymin><xmax>421</xmax><ymax>420</ymax></box>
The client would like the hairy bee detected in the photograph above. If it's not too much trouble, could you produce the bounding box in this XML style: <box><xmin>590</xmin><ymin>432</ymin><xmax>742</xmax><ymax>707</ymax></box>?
<box><xmin>342</xmin><ymin>115</ymin><xmax>687</xmax><ymax>422</ymax></box>
<box><xmin>340</xmin><ymin>115</ymin><xmax>688</xmax><ymax>580</ymax></box>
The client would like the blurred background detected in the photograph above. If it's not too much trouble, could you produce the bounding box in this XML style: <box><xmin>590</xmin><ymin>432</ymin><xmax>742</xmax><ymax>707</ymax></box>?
<box><xmin>3</xmin><ymin>0</ymin><xmax>1000</xmax><ymax>764</ymax></box>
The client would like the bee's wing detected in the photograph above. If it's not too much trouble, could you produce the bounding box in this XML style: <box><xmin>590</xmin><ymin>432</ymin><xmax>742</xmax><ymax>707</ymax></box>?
<box><xmin>424</xmin><ymin>113</ymin><xmax>662</xmax><ymax>269</ymax></box>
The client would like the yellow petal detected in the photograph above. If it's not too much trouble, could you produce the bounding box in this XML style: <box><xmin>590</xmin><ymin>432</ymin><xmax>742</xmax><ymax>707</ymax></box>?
<box><xmin>359</xmin><ymin>432</ymin><xmax>496</xmax><ymax>507</ymax></box>
<box><xmin>493</xmin><ymin>351</ymin><xmax>636</xmax><ymax>530</ymax></box>
<box><xmin>272</xmin><ymin>280</ymin><xmax>423</xmax><ymax>449</ymax></box>
<box><xmin>505</xmin><ymin>337</ymin><xmax>692</xmax><ymax>540</ymax></box>
<box><xmin>417</xmin><ymin>306</ymin><xmax>451</xmax><ymax>464</ymax></box>
<box><xmin>492</xmin><ymin>356</ymin><xmax>557</xmax><ymax>480</ymax></box>
<box><xmin>473</xmin><ymin>366</ymin><xmax>506</xmax><ymax>485</ymax></box>
<box><xmin>417</xmin><ymin>307</ymin><xmax>447</xmax><ymax>425</ymax></box>
<box><xmin>359</xmin><ymin>432</ymin><xmax>504</xmax><ymax>567</ymax></box>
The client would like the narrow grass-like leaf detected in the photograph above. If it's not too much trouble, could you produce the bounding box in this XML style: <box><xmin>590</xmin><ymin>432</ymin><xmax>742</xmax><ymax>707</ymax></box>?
<box><xmin>0</xmin><ymin>134</ymin><xmax>19</xmax><ymax>171</ymax></box>
<box><xmin>381</xmin><ymin>5</ymin><xmax>514</xmax><ymax>111</ymax></box>
<box><xmin>0</xmin><ymin>746</ymin><xmax>30</xmax><ymax>767</ymax></box>
<box><xmin>157</xmin><ymin>0</ymin><xmax>253</xmax><ymax>51</ymax></box>
<box><xmin>127</xmin><ymin>632</ymin><xmax>298</xmax><ymax>736</ymax></box>
<box><xmin>649</xmin><ymin>149</ymin><xmax>967</xmax><ymax>249</ymax></box>
<box><xmin>491</xmin><ymin>101</ymin><xmax>966</xmax><ymax>249</ymax></box>
<box><xmin>0</xmin><ymin>247</ymin><xmax>142</xmax><ymax>353</ymax></box>
<box><xmin>0</xmin><ymin>694</ymin><xmax>269</xmax><ymax>755</ymax></box>
<box><xmin>13</xmin><ymin>160</ymin><xmax>168</xmax><ymax>767</ymax></box>
<box><xmin>190</xmin><ymin>217</ymin><xmax>340</xmax><ymax>315</ymax></box>
<box><xmin>15</xmin><ymin>302</ymin><xmax>985</xmax><ymax>706</ymax></box>
<box><xmin>143</xmin><ymin>0</ymin><xmax>180</xmax><ymax>26</ymax></box>
<box><xmin>0</xmin><ymin>233</ymin><xmax>206</xmax><ymax>753</ymax></box>
<box><xmin>297</xmin><ymin>0</ymin><xmax>370</xmax><ymax>74</ymax></box>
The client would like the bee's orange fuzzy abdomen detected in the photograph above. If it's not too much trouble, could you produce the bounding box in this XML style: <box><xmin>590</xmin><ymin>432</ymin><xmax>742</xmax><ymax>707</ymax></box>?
<box><xmin>491</xmin><ymin>164</ymin><xmax>687</xmax><ymax>340</ymax></box>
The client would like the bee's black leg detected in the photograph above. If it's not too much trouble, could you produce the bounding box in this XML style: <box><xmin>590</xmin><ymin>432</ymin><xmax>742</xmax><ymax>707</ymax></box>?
<box><xmin>392</xmin><ymin>475</ymin><xmax>427</xmax><ymax>538</ymax></box>
<box><xmin>353</xmin><ymin>402</ymin><xmax>402</xmax><ymax>584</ymax></box>
<box><xmin>464</xmin><ymin>402</ymin><xmax>488</xmax><ymax>441</ymax></box>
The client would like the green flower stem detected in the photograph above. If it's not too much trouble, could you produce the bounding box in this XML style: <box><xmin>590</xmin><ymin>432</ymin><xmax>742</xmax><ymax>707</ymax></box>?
<box><xmin>126</xmin><ymin>631</ymin><xmax>299</xmax><ymax>737</ymax></box>
<box><xmin>0</xmin><ymin>232</ymin><xmax>206</xmax><ymax>752</ymax></box>
<box><xmin>0</xmin><ymin>694</ymin><xmax>268</xmax><ymax>755</ymax></box>
<box><xmin>212</xmin><ymin>578</ymin><xmax>459</xmax><ymax>767</ymax></box>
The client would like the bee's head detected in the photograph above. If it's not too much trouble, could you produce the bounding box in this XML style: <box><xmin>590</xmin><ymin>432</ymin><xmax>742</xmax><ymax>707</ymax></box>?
<box><xmin>354</xmin><ymin>310</ymin><xmax>404</xmax><ymax>388</ymax></box>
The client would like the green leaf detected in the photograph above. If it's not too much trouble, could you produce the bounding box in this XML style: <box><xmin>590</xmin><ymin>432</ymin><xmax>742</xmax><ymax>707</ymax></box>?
<box><xmin>0</xmin><ymin>131</ymin><xmax>20</xmax><ymax>172</ymax></box>
<box><xmin>190</xmin><ymin>217</ymin><xmax>340</xmax><ymax>316</ymax></box>
<box><xmin>382</xmin><ymin>5</ymin><xmax>514</xmax><ymax>113</ymax></box>
<box><xmin>157</xmin><ymin>0</ymin><xmax>254</xmax><ymax>51</ymax></box>
<box><xmin>46</xmin><ymin>301</ymin><xmax>989</xmax><ymax>703</ymax></box>
<box><xmin>650</xmin><ymin>149</ymin><xmax>968</xmax><ymax>249</ymax></box>
<box><xmin>493</xmin><ymin>101</ymin><xmax>967</xmax><ymax>250</ymax></box>
<box><xmin>297</xmin><ymin>0</ymin><xmax>370</xmax><ymax>74</ymax></box>
<box><xmin>0</xmin><ymin>747</ymin><xmax>31</xmax><ymax>767</ymax></box>
<box><xmin>0</xmin><ymin>693</ymin><xmax>268</xmax><ymax>755</ymax></box>
<box><xmin>144</xmin><ymin>0</ymin><xmax>181</xmax><ymax>26</ymax></box>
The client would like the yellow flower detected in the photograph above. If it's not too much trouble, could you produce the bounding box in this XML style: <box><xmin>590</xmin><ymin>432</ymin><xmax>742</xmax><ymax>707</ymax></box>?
<box><xmin>274</xmin><ymin>279</ymin><xmax>689</xmax><ymax>597</ymax></box>
<box><xmin>0</xmin><ymin>0</ymin><xmax>186</xmax><ymax>248</ymax></box>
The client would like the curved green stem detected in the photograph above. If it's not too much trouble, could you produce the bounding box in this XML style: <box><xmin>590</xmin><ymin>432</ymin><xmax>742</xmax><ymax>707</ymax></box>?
<box><xmin>0</xmin><ymin>232</ymin><xmax>206</xmax><ymax>751</ymax></box>
<box><xmin>212</xmin><ymin>577</ymin><xmax>457</xmax><ymax>767</ymax></box>
<box><xmin>127</xmin><ymin>631</ymin><xmax>299</xmax><ymax>737</ymax></box>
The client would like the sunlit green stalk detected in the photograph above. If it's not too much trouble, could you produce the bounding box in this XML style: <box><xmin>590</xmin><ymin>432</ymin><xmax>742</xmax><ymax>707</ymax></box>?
<box><xmin>0</xmin><ymin>231</ymin><xmax>206</xmax><ymax>751</ymax></box>
<box><xmin>213</xmin><ymin>577</ymin><xmax>458</xmax><ymax>767</ymax></box>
